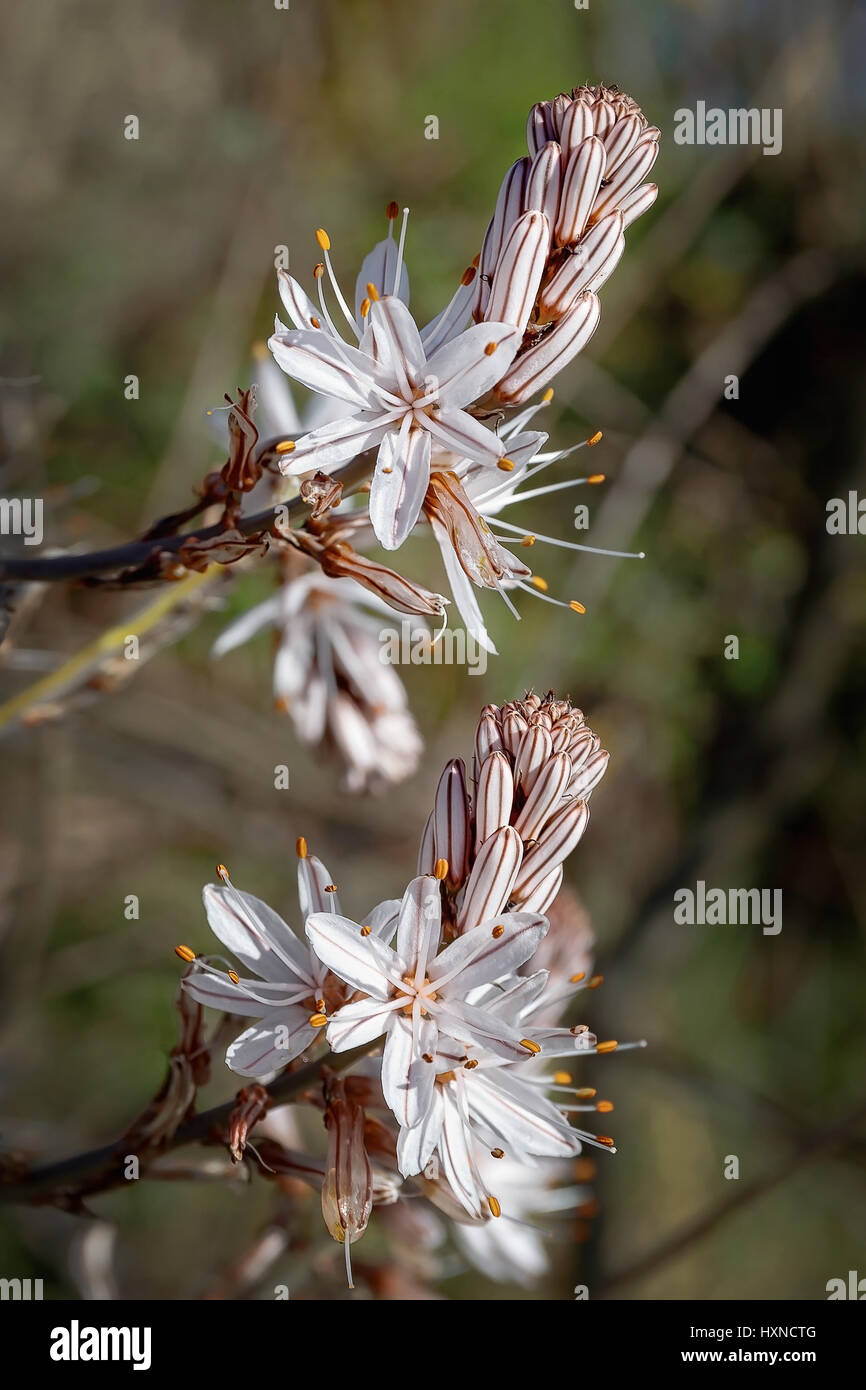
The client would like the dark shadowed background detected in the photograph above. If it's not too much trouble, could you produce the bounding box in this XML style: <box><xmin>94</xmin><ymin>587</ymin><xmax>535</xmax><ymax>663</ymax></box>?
<box><xmin>1</xmin><ymin>0</ymin><xmax>864</xmax><ymax>1300</ymax></box>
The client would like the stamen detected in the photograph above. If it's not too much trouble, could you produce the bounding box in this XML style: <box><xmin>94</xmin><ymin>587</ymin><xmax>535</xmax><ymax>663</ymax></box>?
<box><xmin>315</xmin><ymin>228</ymin><xmax>331</xmax><ymax>251</ymax></box>
<box><xmin>553</xmin><ymin>1071</ymin><xmax>572</xmax><ymax>1085</ymax></box>
<box><xmin>496</xmin><ymin>515</ymin><xmax>645</xmax><ymax>560</ymax></box>
<box><xmin>597</xmin><ymin>1100</ymin><xmax>614</xmax><ymax>1113</ymax></box>
<box><xmin>276</xmin><ymin>440</ymin><xmax>296</xmax><ymax>455</ymax></box>
<box><xmin>309</xmin><ymin>1012</ymin><xmax>328</xmax><ymax>1027</ymax></box>
<box><xmin>520</xmin><ymin>535</ymin><xmax>536</xmax><ymax>547</ymax></box>
<box><xmin>295</xmin><ymin>836</ymin><xmax>307</xmax><ymax>858</ymax></box>
<box><xmin>588</xmin><ymin>473</ymin><xmax>605</xmax><ymax>483</ymax></box>
<box><xmin>490</xmin><ymin>1148</ymin><xmax>505</xmax><ymax>1159</ymax></box>
<box><xmin>570</xmin><ymin>973</ymin><xmax>586</xmax><ymax>983</ymax></box>
<box><xmin>487</xmin><ymin>1195</ymin><xmax>502</xmax><ymax>1218</ymax></box>
<box><xmin>530</xmin><ymin>575</ymin><xmax>548</xmax><ymax>592</ymax></box>
<box><xmin>569</xmin><ymin>600</ymin><xmax>586</xmax><ymax>614</ymax></box>
<box><xmin>216</xmin><ymin>864</ymin><xmax>229</xmax><ymax>881</ymax></box>
<box><xmin>174</xmin><ymin>945</ymin><xmax>196</xmax><ymax>963</ymax></box>
<box><xmin>463</xmin><ymin>1059</ymin><xmax>478</xmax><ymax>1070</ymax></box>
<box><xmin>433</xmin><ymin>858</ymin><xmax>449</xmax><ymax>881</ymax></box>
<box><xmin>386</xmin><ymin>200</ymin><xmax>399</xmax><ymax>222</ymax></box>
<box><xmin>519</xmin><ymin>1038</ymin><xmax>541</xmax><ymax>1054</ymax></box>
<box><xmin>576</xmin><ymin>1087</ymin><xmax>597</xmax><ymax>1099</ymax></box>
<box><xmin>366</xmin><ymin>281</ymin><xmax>380</xmax><ymax>301</ymax></box>
<box><xmin>588</xmin><ymin>974</ymin><xmax>604</xmax><ymax>989</ymax></box>
<box><xmin>359</xmin><ymin>297</ymin><xmax>371</xmax><ymax>317</ymax></box>
<box><xmin>360</xmin><ymin>925</ymin><xmax>372</xmax><ymax>937</ymax></box>
<box><xmin>392</xmin><ymin>206</ymin><xmax>410</xmax><ymax>296</ymax></box>
<box><xmin>587</xmin><ymin>430</ymin><xmax>603</xmax><ymax>447</ymax></box>
<box><xmin>228</xmin><ymin>970</ymin><xmax>240</xmax><ymax>985</ymax></box>
<box><xmin>491</xmin><ymin>924</ymin><xmax>505</xmax><ymax>939</ymax></box>
<box><xmin>497</xmin><ymin>457</ymin><xmax>516</xmax><ymax>472</ymax></box>
<box><xmin>422</xmin><ymin>1052</ymin><xmax>434</xmax><ymax>1063</ymax></box>
<box><xmin>325</xmin><ymin>884</ymin><xmax>338</xmax><ymax>894</ymax></box>
<box><xmin>596</xmin><ymin>1040</ymin><xmax>618</xmax><ymax>1053</ymax></box>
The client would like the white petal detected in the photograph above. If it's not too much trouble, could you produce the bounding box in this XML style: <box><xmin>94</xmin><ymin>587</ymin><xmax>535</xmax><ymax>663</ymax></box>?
<box><xmin>397</xmin><ymin>1085</ymin><xmax>444</xmax><ymax>1177</ymax></box>
<box><xmin>326</xmin><ymin>997</ymin><xmax>398</xmax><ymax>1051</ymax></box>
<box><xmin>225</xmin><ymin>1009</ymin><xmax>318</xmax><ymax>1078</ymax></box>
<box><xmin>183</xmin><ymin>971</ymin><xmax>299</xmax><ymax>1016</ymax></box>
<box><xmin>355</xmin><ymin>236</ymin><xmax>409</xmax><ymax>321</ymax></box>
<box><xmin>423</xmin><ymin>408</ymin><xmax>506</xmax><ymax>467</ymax></box>
<box><xmin>430</xmin><ymin>912</ymin><xmax>548</xmax><ymax>994</ymax></box>
<box><xmin>369</xmin><ymin>426</ymin><xmax>431</xmax><ymax>550</ymax></box>
<box><xmin>202</xmin><ymin>884</ymin><xmax>314</xmax><ymax>986</ymax></box>
<box><xmin>211</xmin><ymin>595</ymin><xmax>281</xmax><ymax>659</ymax></box>
<box><xmin>305</xmin><ymin>913</ymin><xmax>400</xmax><ymax>1000</ymax></box>
<box><xmin>277</xmin><ymin>271</ymin><xmax>321</xmax><ymax>330</ymax></box>
<box><xmin>279</xmin><ymin>412</ymin><xmax>392</xmax><ymax>473</ymax></box>
<box><xmin>268</xmin><ymin>329</ymin><xmax>388</xmax><ymax>409</ymax></box>
<box><xmin>395</xmin><ymin>875</ymin><xmax>442</xmax><ymax>975</ymax></box>
<box><xmin>382</xmin><ymin>1014</ymin><xmax>438</xmax><ymax>1129</ymax></box>
<box><xmin>368</xmin><ymin>295</ymin><xmax>425</xmax><ymax>383</ymax></box>
<box><xmin>436</xmin><ymin>1083</ymin><xmax>483</xmax><ymax>1217</ymax></box>
<box><xmin>425</xmin><ymin>322</ymin><xmax>520</xmax><ymax>409</ymax></box>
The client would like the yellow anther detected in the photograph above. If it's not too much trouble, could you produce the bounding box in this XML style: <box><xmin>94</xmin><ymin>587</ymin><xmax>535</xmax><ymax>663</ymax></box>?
<box><xmin>313</xmin><ymin>262</ymin><xmax>325</xmax><ymax>279</ymax></box>
<box><xmin>433</xmin><ymin>858</ymin><xmax>449</xmax><ymax>881</ymax></box>
<box><xmin>325</xmin><ymin>884</ymin><xmax>338</xmax><ymax>893</ymax></box>
<box><xmin>422</xmin><ymin>1052</ymin><xmax>434</xmax><ymax>1063</ymax></box>
<box><xmin>228</xmin><ymin>970</ymin><xmax>240</xmax><ymax>985</ymax></box>
<box><xmin>497</xmin><ymin>456</ymin><xmax>516</xmax><ymax>472</ymax></box>
<box><xmin>542</xmin><ymin>387</ymin><xmax>555</xmax><ymax>403</ymax></box>
<box><xmin>216</xmin><ymin>864</ymin><xmax>229</xmax><ymax>882</ymax></box>
<box><xmin>569</xmin><ymin>600</ymin><xmax>587</xmax><ymax>614</ymax></box>
<box><xmin>519</xmin><ymin>1038</ymin><xmax>541</xmax><ymax>1055</ymax></box>
<box><xmin>569</xmin><ymin>972</ymin><xmax>586</xmax><ymax>983</ymax></box>
<box><xmin>597</xmin><ymin>1040</ymin><xmax>619</xmax><ymax>1054</ymax></box>
<box><xmin>484</xmin><ymin>341</ymin><xmax>498</xmax><ymax>357</ymax></box>
<box><xmin>315</xmin><ymin>228</ymin><xmax>331</xmax><ymax>251</ymax></box>
<box><xmin>597</xmin><ymin>1100</ymin><xmax>614</xmax><ymax>1113</ymax></box>
<box><xmin>309</xmin><ymin>1013</ymin><xmax>328</xmax><ymax>1027</ymax></box>
<box><xmin>366</xmin><ymin>281</ymin><xmax>380</xmax><ymax>301</ymax></box>
<box><xmin>174</xmin><ymin>945</ymin><xmax>196</xmax><ymax>963</ymax></box>
<box><xmin>310</xmin><ymin>316</ymin><xmax>322</xmax><ymax>329</ymax></box>
<box><xmin>461</xmin><ymin>265</ymin><xmax>477</xmax><ymax>286</ymax></box>
<box><xmin>295</xmin><ymin>836</ymin><xmax>307</xmax><ymax>858</ymax></box>
<box><xmin>576</xmin><ymin>1087</ymin><xmax>597</xmax><ymax>1099</ymax></box>
<box><xmin>487</xmin><ymin>1195</ymin><xmax>502</xmax><ymax>1218</ymax></box>
<box><xmin>596</xmin><ymin>1135</ymin><xmax>615</xmax><ymax>1147</ymax></box>
<box><xmin>520</xmin><ymin>535</ymin><xmax>536</xmax><ymax>547</ymax></box>
<box><xmin>586</xmin><ymin>430</ymin><xmax>603</xmax><ymax>447</ymax></box>
<box><xmin>463</xmin><ymin>1059</ymin><xmax>478</xmax><ymax>1070</ymax></box>
<box><xmin>491</xmin><ymin>924</ymin><xmax>505</xmax><ymax>939</ymax></box>
<box><xmin>360</xmin><ymin>925</ymin><xmax>372</xmax><ymax>937</ymax></box>
<box><xmin>276</xmin><ymin>440</ymin><xmax>296</xmax><ymax>454</ymax></box>
<box><xmin>530</xmin><ymin>575</ymin><xmax>548</xmax><ymax>592</ymax></box>
<box><xmin>588</xmin><ymin>974</ymin><xmax>604</xmax><ymax>989</ymax></box>
<box><xmin>490</xmin><ymin>1148</ymin><xmax>505</xmax><ymax>1159</ymax></box>
<box><xmin>553</xmin><ymin>1071</ymin><xmax>572</xmax><ymax>1085</ymax></box>
<box><xmin>360</xmin><ymin>297</ymin><xmax>371</xmax><ymax>317</ymax></box>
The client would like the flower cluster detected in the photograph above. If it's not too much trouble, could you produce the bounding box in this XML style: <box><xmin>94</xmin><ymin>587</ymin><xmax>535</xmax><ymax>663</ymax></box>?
<box><xmin>210</xmin><ymin>86</ymin><xmax>658</xmax><ymax>787</ymax></box>
<box><xmin>180</xmin><ymin>692</ymin><xmax>641</xmax><ymax>1286</ymax></box>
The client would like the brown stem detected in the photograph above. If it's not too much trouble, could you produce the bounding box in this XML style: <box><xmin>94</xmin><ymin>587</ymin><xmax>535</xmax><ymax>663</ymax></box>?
<box><xmin>0</xmin><ymin>450</ymin><xmax>374</xmax><ymax>584</ymax></box>
<box><xmin>0</xmin><ymin>1040</ymin><xmax>375</xmax><ymax>1207</ymax></box>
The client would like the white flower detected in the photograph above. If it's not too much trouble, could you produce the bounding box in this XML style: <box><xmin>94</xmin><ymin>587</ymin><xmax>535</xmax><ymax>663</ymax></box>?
<box><xmin>305</xmin><ymin>871</ymin><xmax>549</xmax><ymax>1140</ymax></box>
<box><xmin>213</xmin><ymin>569</ymin><xmax>424</xmax><ymax>793</ymax></box>
<box><xmin>182</xmin><ymin>853</ymin><xmax>400</xmax><ymax>1077</ymax></box>
<box><xmin>271</xmin><ymin>296</ymin><xmax>521</xmax><ymax>551</ymax></box>
<box><xmin>267</xmin><ymin>213</ymin><xmax>525</xmax><ymax>552</ymax></box>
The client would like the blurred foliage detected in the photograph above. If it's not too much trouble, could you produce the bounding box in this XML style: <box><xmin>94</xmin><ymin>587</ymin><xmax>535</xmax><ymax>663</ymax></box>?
<box><xmin>1</xmin><ymin>0</ymin><xmax>865</xmax><ymax>1300</ymax></box>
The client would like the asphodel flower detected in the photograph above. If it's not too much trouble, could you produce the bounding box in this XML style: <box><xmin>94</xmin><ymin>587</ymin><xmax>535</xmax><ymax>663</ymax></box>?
<box><xmin>269</xmin><ymin>212</ymin><xmax>523</xmax><ymax>551</ymax></box>
<box><xmin>214</xmin><ymin>559</ymin><xmax>425</xmax><ymax>793</ymax></box>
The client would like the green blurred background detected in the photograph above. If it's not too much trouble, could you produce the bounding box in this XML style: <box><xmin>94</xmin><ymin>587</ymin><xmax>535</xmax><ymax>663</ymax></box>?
<box><xmin>1</xmin><ymin>0</ymin><xmax>865</xmax><ymax>1300</ymax></box>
